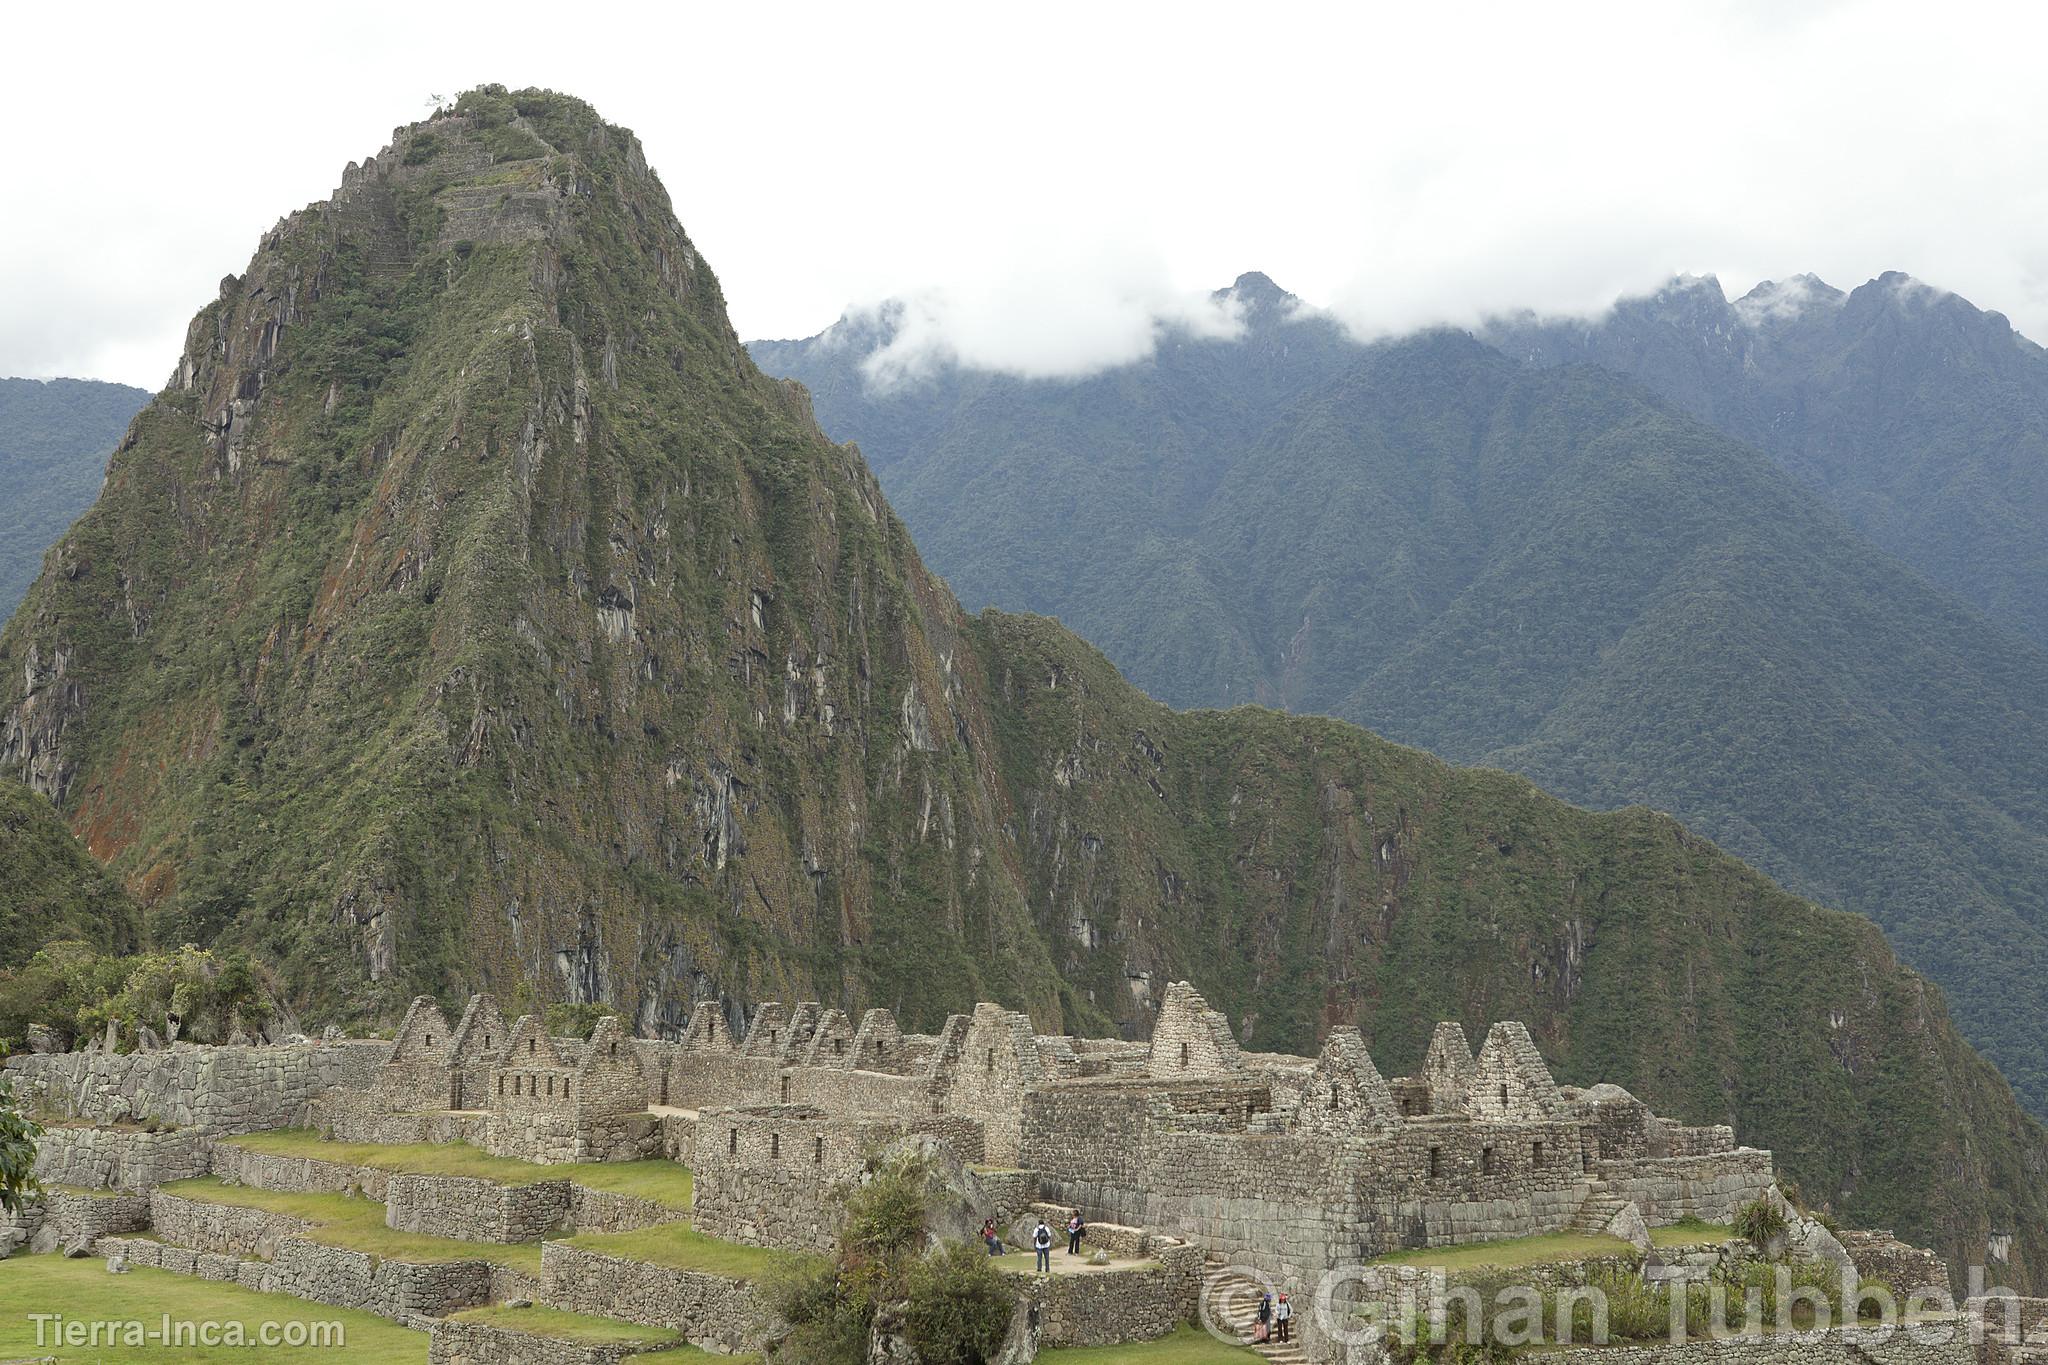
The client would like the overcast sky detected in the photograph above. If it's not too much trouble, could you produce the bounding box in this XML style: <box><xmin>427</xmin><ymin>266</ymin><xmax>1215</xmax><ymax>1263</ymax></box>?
<box><xmin>7</xmin><ymin>0</ymin><xmax>2047</xmax><ymax>388</ymax></box>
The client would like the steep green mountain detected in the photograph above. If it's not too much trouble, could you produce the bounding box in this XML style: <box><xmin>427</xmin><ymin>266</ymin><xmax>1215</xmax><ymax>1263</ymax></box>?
<box><xmin>748</xmin><ymin>275</ymin><xmax>1362</xmax><ymax>706</ymax></box>
<box><xmin>0</xmin><ymin>777</ymin><xmax>139</xmax><ymax>969</ymax></box>
<box><xmin>6</xmin><ymin>88</ymin><xmax>2048</xmax><ymax>1284</ymax></box>
<box><xmin>754</xmin><ymin>287</ymin><xmax>2048</xmax><ymax>1123</ymax></box>
<box><xmin>0</xmin><ymin>377</ymin><xmax>151</xmax><ymax>623</ymax></box>
<box><xmin>1484</xmin><ymin>272</ymin><xmax>2048</xmax><ymax>649</ymax></box>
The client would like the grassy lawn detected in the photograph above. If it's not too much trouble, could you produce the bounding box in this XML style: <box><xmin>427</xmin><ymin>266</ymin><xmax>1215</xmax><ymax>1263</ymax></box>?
<box><xmin>1369</xmin><ymin>1231</ymin><xmax>1636</xmax><ymax>1269</ymax></box>
<box><xmin>561</xmin><ymin>1224</ymin><xmax>819</xmax><ymax>1281</ymax></box>
<box><xmin>1040</xmin><ymin>1325</ymin><xmax>1257</xmax><ymax>1362</ymax></box>
<box><xmin>447</xmin><ymin>1303</ymin><xmax>678</xmax><ymax>1345</ymax></box>
<box><xmin>0</xmin><ymin>1254</ymin><xmax>427</xmax><ymax>1363</ymax></box>
<box><xmin>220</xmin><ymin>1130</ymin><xmax>694</xmax><ymax>1209</ymax></box>
<box><xmin>1650</xmin><ymin>1219</ymin><xmax>1735</xmax><ymax>1248</ymax></box>
<box><xmin>158</xmin><ymin>1177</ymin><xmax>542</xmax><ymax>1274</ymax></box>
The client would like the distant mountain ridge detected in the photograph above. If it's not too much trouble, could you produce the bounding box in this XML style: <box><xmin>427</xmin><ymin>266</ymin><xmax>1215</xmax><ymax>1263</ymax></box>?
<box><xmin>1485</xmin><ymin>271</ymin><xmax>2048</xmax><ymax>648</ymax></box>
<box><xmin>0</xmin><ymin>376</ymin><xmax>151</xmax><ymax>623</ymax></box>
<box><xmin>751</xmin><ymin>273</ymin><xmax>2048</xmax><ymax>1118</ymax></box>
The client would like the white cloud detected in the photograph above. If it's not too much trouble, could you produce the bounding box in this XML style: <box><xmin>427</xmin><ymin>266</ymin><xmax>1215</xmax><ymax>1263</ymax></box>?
<box><xmin>859</xmin><ymin>250</ymin><xmax>1245</xmax><ymax>385</ymax></box>
<box><xmin>4</xmin><ymin>0</ymin><xmax>2047</xmax><ymax>387</ymax></box>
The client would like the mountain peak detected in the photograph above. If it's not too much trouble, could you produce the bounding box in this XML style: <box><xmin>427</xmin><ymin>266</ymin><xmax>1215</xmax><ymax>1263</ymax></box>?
<box><xmin>1733</xmin><ymin>273</ymin><xmax>1845</xmax><ymax>326</ymax></box>
<box><xmin>1215</xmin><ymin>270</ymin><xmax>1296</xmax><ymax>321</ymax></box>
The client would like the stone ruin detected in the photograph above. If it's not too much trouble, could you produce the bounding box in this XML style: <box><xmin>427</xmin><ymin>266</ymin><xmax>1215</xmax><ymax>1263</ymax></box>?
<box><xmin>3</xmin><ymin>979</ymin><xmax>1986</xmax><ymax>1364</ymax></box>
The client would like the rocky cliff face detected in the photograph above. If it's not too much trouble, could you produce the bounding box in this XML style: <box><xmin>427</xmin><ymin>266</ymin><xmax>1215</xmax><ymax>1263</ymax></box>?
<box><xmin>4</xmin><ymin>88</ymin><xmax>2048</xmax><ymax>1286</ymax></box>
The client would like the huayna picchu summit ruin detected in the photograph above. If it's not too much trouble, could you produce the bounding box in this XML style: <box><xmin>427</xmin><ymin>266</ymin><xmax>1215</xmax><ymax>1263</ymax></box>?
<box><xmin>7</xmin><ymin>85</ymin><xmax>2048</xmax><ymax>1363</ymax></box>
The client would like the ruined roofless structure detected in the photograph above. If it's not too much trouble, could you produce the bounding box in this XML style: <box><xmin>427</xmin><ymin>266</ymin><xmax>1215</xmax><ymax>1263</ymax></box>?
<box><xmin>10</xmin><ymin>981</ymin><xmax>1776</xmax><ymax>1290</ymax></box>
<box><xmin>314</xmin><ymin>983</ymin><xmax>1774</xmax><ymax>1282</ymax></box>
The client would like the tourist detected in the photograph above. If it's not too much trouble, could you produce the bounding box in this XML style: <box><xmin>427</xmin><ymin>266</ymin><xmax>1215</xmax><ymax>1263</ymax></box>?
<box><xmin>981</xmin><ymin>1218</ymin><xmax>1003</xmax><ymax>1256</ymax></box>
<box><xmin>1066</xmin><ymin>1210</ymin><xmax>1084</xmax><ymax>1255</ymax></box>
<box><xmin>1255</xmin><ymin>1291</ymin><xmax>1272</xmax><ymax>1344</ymax></box>
<box><xmin>1033</xmin><ymin>1219</ymin><xmax>1053</xmax><ymax>1272</ymax></box>
<box><xmin>1275</xmin><ymin>1292</ymin><xmax>1292</xmax><ymax>1342</ymax></box>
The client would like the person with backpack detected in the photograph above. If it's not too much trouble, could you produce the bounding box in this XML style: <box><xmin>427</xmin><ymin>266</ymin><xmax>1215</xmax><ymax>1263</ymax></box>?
<box><xmin>1274</xmin><ymin>1292</ymin><xmax>1293</xmax><ymax>1342</ymax></box>
<box><xmin>1254</xmin><ymin>1291</ymin><xmax>1273</xmax><ymax>1344</ymax></box>
<box><xmin>1066</xmin><ymin>1210</ymin><xmax>1084</xmax><ymax>1255</ymax></box>
<box><xmin>1032</xmin><ymin>1219</ymin><xmax>1053</xmax><ymax>1272</ymax></box>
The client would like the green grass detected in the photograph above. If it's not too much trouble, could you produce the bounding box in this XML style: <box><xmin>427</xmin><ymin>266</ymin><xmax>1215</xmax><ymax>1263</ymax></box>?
<box><xmin>221</xmin><ymin>1130</ymin><xmax>694</xmax><ymax>1209</ymax></box>
<box><xmin>1649</xmin><ymin>1219</ymin><xmax>1734</xmax><ymax>1248</ymax></box>
<box><xmin>1368</xmin><ymin>1231</ymin><xmax>1636</xmax><ymax>1269</ymax></box>
<box><xmin>1039</xmin><ymin>1325</ymin><xmax>1257</xmax><ymax>1362</ymax></box>
<box><xmin>447</xmin><ymin>1303</ymin><xmax>677</xmax><ymax>1345</ymax></box>
<box><xmin>158</xmin><ymin>1177</ymin><xmax>542</xmax><ymax>1273</ymax></box>
<box><xmin>560</xmin><ymin>1223</ymin><xmax>819</xmax><ymax>1281</ymax></box>
<box><xmin>0</xmin><ymin>1253</ymin><xmax>427</xmax><ymax>1362</ymax></box>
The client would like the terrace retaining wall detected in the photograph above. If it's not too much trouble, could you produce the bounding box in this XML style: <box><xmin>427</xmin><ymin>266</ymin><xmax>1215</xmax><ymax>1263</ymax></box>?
<box><xmin>538</xmin><ymin>1240</ymin><xmax>774</xmax><ymax>1354</ymax></box>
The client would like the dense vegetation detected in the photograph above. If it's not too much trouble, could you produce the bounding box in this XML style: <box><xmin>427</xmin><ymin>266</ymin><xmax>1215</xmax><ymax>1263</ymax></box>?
<box><xmin>0</xmin><ymin>777</ymin><xmax>139</xmax><ymax>969</ymax></box>
<box><xmin>770</xmin><ymin>1152</ymin><xmax>1014</xmax><ymax>1365</ymax></box>
<box><xmin>754</xmin><ymin>282</ymin><xmax>2048</xmax><ymax>1122</ymax></box>
<box><xmin>0</xmin><ymin>942</ymin><xmax>271</xmax><ymax>1053</ymax></box>
<box><xmin>0</xmin><ymin>376</ymin><xmax>149</xmax><ymax>623</ymax></box>
<box><xmin>4</xmin><ymin>90</ymin><xmax>2048</xmax><ymax>1289</ymax></box>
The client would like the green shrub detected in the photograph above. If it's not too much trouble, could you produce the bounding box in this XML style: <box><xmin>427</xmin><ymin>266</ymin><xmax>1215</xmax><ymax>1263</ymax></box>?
<box><xmin>765</xmin><ymin>1259</ymin><xmax>874</xmax><ymax>1365</ymax></box>
<box><xmin>1733</xmin><ymin>1197</ymin><xmax>1789</xmax><ymax>1249</ymax></box>
<box><xmin>840</xmin><ymin>1156</ymin><xmax>928</xmax><ymax>1261</ymax></box>
<box><xmin>904</xmin><ymin>1243</ymin><xmax>1015</xmax><ymax>1365</ymax></box>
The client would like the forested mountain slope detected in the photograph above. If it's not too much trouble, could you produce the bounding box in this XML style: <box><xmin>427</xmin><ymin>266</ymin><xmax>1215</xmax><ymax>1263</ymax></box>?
<box><xmin>756</xmin><ymin>284</ymin><xmax>2048</xmax><ymax>1121</ymax></box>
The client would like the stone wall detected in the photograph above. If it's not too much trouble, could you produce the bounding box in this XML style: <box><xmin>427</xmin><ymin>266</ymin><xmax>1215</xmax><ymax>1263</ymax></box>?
<box><xmin>566</xmin><ymin>1185</ymin><xmax>688</xmax><ymax>1235</ymax></box>
<box><xmin>665</xmin><ymin>1051</ymin><xmax>780</xmax><ymax>1111</ymax></box>
<box><xmin>149</xmin><ymin>1188</ymin><xmax>312</xmax><ymax>1257</ymax></box>
<box><xmin>266</xmin><ymin>1236</ymin><xmax>495</xmax><ymax>1320</ymax></box>
<box><xmin>1518</xmin><ymin>1320</ymin><xmax>1979</xmax><ymax>1365</ymax></box>
<box><xmin>693</xmin><ymin>1106</ymin><xmax>905</xmax><ymax>1252</ymax></box>
<box><xmin>538</xmin><ymin>1240</ymin><xmax>775</xmax><ymax>1354</ymax></box>
<box><xmin>1023</xmin><ymin>1077</ymin><xmax>1594</xmax><ymax>1283</ymax></box>
<box><xmin>788</xmin><ymin>1065</ymin><xmax>928</xmax><ymax>1117</ymax></box>
<box><xmin>207</xmin><ymin>1144</ymin><xmax>683</xmax><ymax>1236</ymax></box>
<box><xmin>15</xmin><ymin>1187</ymin><xmax>150</xmax><ymax>1253</ymax></box>
<box><xmin>311</xmin><ymin>1094</ymin><xmax>488</xmax><ymax>1146</ymax></box>
<box><xmin>7</xmin><ymin>1039</ymin><xmax>389</xmax><ymax>1132</ymax></box>
<box><xmin>1019</xmin><ymin>1241</ymin><xmax>1205</xmax><ymax>1348</ymax></box>
<box><xmin>384</xmin><ymin>1173</ymin><xmax>571</xmax><ymax>1242</ymax></box>
<box><xmin>1596</xmin><ymin>1151</ymin><xmax>1776</xmax><ymax>1224</ymax></box>
<box><xmin>211</xmin><ymin>1141</ymin><xmax>393</xmax><ymax>1198</ymax></box>
<box><xmin>1842</xmin><ymin>1230</ymin><xmax>1954</xmax><ymax>1296</ymax></box>
<box><xmin>428</xmin><ymin>1317</ymin><xmax>650</xmax><ymax>1365</ymax></box>
<box><xmin>31</xmin><ymin>1122</ymin><xmax>212</xmax><ymax>1189</ymax></box>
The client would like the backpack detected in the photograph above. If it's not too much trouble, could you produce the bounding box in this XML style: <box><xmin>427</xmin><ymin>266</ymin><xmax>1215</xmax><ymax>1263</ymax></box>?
<box><xmin>1034</xmin><ymin>1226</ymin><xmax>1051</xmax><ymax>1249</ymax></box>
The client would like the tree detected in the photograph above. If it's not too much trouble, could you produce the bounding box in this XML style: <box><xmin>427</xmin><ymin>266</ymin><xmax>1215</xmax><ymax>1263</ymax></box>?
<box><xmin>0</xmin><ymin>1045</ymin><xmax>40</xmax><ymax>1215</ymax></box>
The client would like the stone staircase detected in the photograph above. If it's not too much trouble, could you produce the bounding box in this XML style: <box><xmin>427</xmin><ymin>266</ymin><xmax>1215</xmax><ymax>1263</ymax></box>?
<box><xmin>1204</xmin><ymin>1260</ymin><xmax>1310</xmax><ymax>1365</ymax></box>
<box><xmin>1569</xmin><ymin>1188</ymin><xmax>1630</xmax><ymax>1236</ymax></box>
